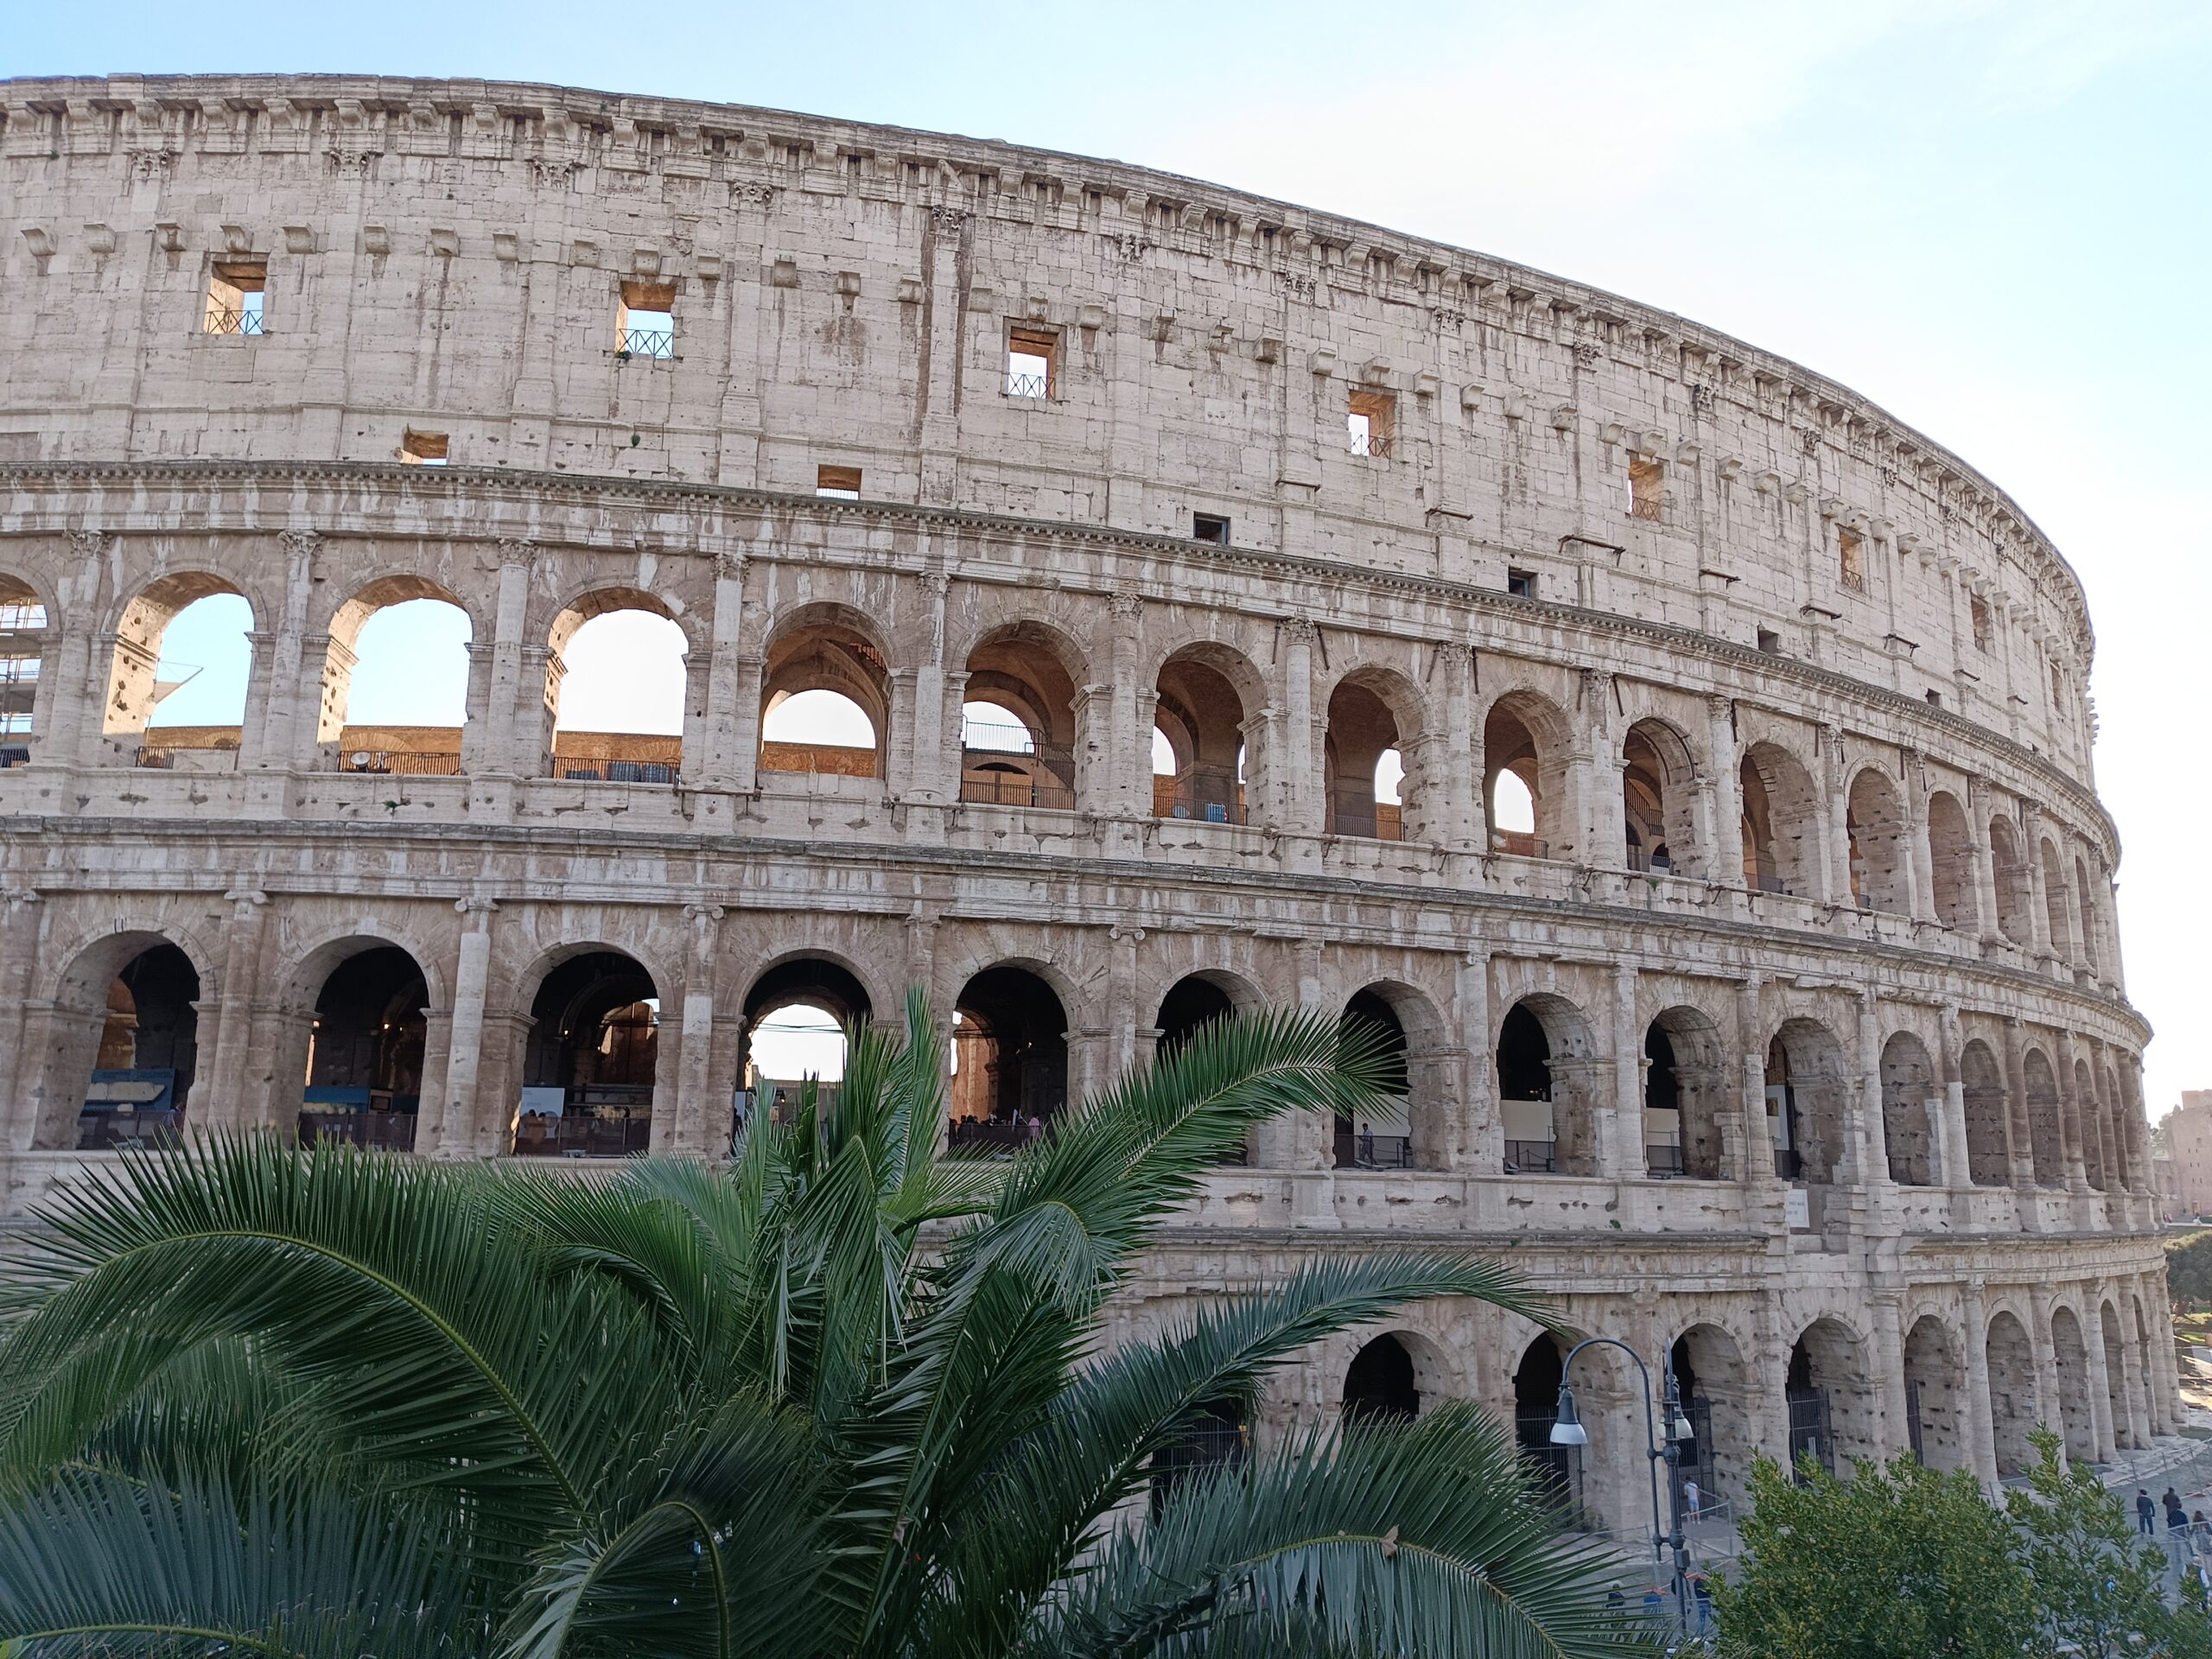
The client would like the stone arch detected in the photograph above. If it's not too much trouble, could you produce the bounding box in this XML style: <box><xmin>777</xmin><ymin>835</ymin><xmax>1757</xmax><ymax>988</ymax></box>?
<box><xmin>1879</xmin><ymin>1031</ymin><xmax>1939</xmax><ymax>1186</ymax></box>
<box><xmin>1510</xmin><ymin>1331</ymin><xmax>1581</xmax><ymax>1510</ymax></box>
<box><xmin>2038</xmin><ymin>836</ymin><xmax>2073</xmax><ymax>959</ymax></box>
<box><xmin>1846</xmin><ymin>766</ymin><xmax>1910</xmax><ymax>914</ymax></box>
<box><xmin>1343</xmin><ymin>1331</ymin><xmax>1427</xmax><ymax>1426</ymax></box>
<box><xmin>2074</xmin><ymin>1058</ymin><xmax>2107</xmax><ymax>1192</ymax></box>
<box><xmin>1153</xmin><ymin>640</ymin><xmax>1265</xmax><ymax>826</ymax></box>
<box><xmin>538</xmin><ymin>586</ymin><xmax>693</xmax><ymax>781</ymax></box>
<box><xmin>1926</xmin><ymin>791</ymin><xmax>1976</xmax><ymax>932</ymax></box>
<box><xmin>103</xmin><ymin>570</ymin><xmax>257</xmax><ymax>741</ymax></box>
<box><xmin>732</xmin><ymin>953</ymin><xmax>877</xmax><ymax>1134</ymax></box>
<box><xmin>1482</xmin><ymin>688</ymin><xmax>1573</xmax><ymax>859</ymax></box>
<box><xmin>1959</xmin><ymin>1039</ymin><xmax>2012</xmax><ymax>1186</ymax></box>
<box><xmin>760</xmin><ymin>601</ymin><xmax>893</xmax><ymax>781</ymax></box>
<box><xmin>1786</xmin><ymin>1314</ymin><xmax>1878</xmax><ymax>1474</ymax></box>
<box><xmin>1337</xmin><ymin>982</ymin><xmax>1435</xmax><ymax>1170</ymax></box>
<box><xmin>512</xmin><ymin>946</ymin><xmax>663</xmax><ymax>1157</ymax></box>
<box><xmin>1324</xmin><ymin>664</ymin><xmax>1424</xmax><ymax>842</ymax></box>
<box><xmin>1622</xmin><ymin>717</ymin><xmax>1697</xmax><ymax>875</ymax></box>
<box><xmin>2100</xmin><ymin>1300</ymin><xmax>2133</xmax><ymax>1449</ymax></box>
<box><xmin>2049</xmin><ymin>1305</ymin><xmax>2095</xmax><ymax>1462</ymax></box>
<box><xmin>39</xmin><ymin>926</ymin><xmax>217</xmax><ymax>1150</ymax></box>
<box><xmin>1153</xmin><ymin>969</ymin><xmax>1262</xmax><ymax>1062</ymax></box>
<box><xmin>1988</xmin><ymin>812</ymin><xmax>2032</xmax><ymax>945</ymax></box>
<box><xmin>1738</xmin><ymin>740</ymin><xmax>1821</xmax><ymax>897</ymax></box>
<box><xmin>316</xmin><ymin>574</ymin><xmax>479</xmax><ymax>746</ymax></box>
<box><xmin>1497</xmin><ymin>991</ymin><xmax>1602</xmax><ymax>1177</ymax></box>
<box><xmin>1670</xmin><ymin>1322</ymin><xmax>1754</xmax><ymax>1510</ymax></box>
<box><xmin>1645</xmin><ymin>1004</ymin><xmax>1729</xmax><ymax>1180</ymax></box>
<box><xmin>1901</xmin><ymin>1315</ymin><xmax>1967</xmax><ymax>1471</ymax></box>
<box><xmin>1766</xmin><ymin>1017</ymin><xmax>1851</xmax><ymax>1186</ymax></box>
<box><xmin>950</xmin><ymin>963</ymin><xmax>1070</xmax><ymax>1146</ymax></box>
<box><xmin>0</xmin><ymin>571</ymin><xmax>52</xmax><ymax>741</ymax></box>
<box><xmin>2023</xmin><ymin>1046</ymin><xmax>2065</xmax><ymax>1187</ymax></box>
<box><xmin>295</xmin><ymin>938</ymin><xmax>434</xmax><ymax>1150</ymax></box>
<box><xmin>961</xmin><ymin>618</ymin><xmax>1086</xmax><ymax>811</ymax></box>
<box><xmin>1984</xmin><ymin>1309</ymin><xmax>2038</xmax><ymax>1476</ymax></box>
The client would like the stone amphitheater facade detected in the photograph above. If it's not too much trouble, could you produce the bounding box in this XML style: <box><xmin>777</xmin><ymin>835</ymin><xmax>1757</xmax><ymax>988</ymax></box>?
<box><xmin>0</xmin><ymin>73</ymin><xmax>2174</xmax><ymax>1533</ymax></box>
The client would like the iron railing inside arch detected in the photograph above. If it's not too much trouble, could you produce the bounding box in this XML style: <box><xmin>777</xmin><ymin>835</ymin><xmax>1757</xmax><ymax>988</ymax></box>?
<box><xmin>618</xmin><ymin>327</ymin><xmax>674</xmax><ymax>359</ymax></box>
<box><xmin>203</xmin><ymin>305</ymin><xmax>264</xmax><ymax>336</ymax></box>
<box><xmin>1348</xmin><ymin>429</ymin><xmax>1394</xmax><ymax>460</ymax></box>
<box><xmin>1005</xmin><ymin>369</ymin><xmax>1050</xmax><ymax>398</ymax></box>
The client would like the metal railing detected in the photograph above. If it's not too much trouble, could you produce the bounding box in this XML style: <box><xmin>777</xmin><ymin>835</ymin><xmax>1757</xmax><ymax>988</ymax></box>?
<box><xmin>947</xmin><ymin>1116</ymin><xmax>1049</xmax><ymax>1153</ymax></box>
<box><xmin>346</xmin><ymin>752</ymin><xmax>463</xmax><ymax>776</ymax></box>
<box><xmin>512</xmin><ymin>1115</ymin><xmax>652</xmax><ymax>1158</ymax></box>
<box><xmin>1630</xmin><ymin>495</ymin><xmax>1664</xmax><ymax>522</ymax></box>
<box><xmin>1333</xmin><ymin>1130</ymin><xmax>1414</xmax><ymax>1169</ymax></box>
<box><xmin>77</xmin><ymin>1109</ymin><xmax>185</xmax><ymax>1150</ymax></box>
<box><xmin>959</xmin><ymin>767</ymin><xmax>1076</xmax><ymax>810</ymax></box>
<box><xmin>959</xmin><ymin>715</ymin><xmax>1037</xmax><ymax>753</ymax></box>
<box><xmin>1645</xmin><ymin>1144</ymin><xmax>1686</xmax><ymax>1178</ymax></box>
<box><xmin>1490</xmin><ymin>829</ymin><xmax>1549</xmax><ymax>859</ymax></box>
<box><xmin>204</xmin><ymin>306</ymin><xmax>264</xmax><ymax>336</ymax></box>
<box><xmin>618</xmin><ymin>327</ymin><xmax>673</xmax><ymax>359</ymax></box>
<box><xmin>1349</xmin><ymin>429</ymin><xmax>1394</xmax><ymax>459</ymax></box>
<box><xmin>298</xmin><ymin>1110</ymin><xmax>419</xmax><ymax>1152</ymax></box>
<box><xmin>1773</xmin><ymin>1148</ymin><xmax>1803</xmax><ymax>1179</ymax></box>
<box><xmin>561</xmin><ymin>762</ymin><xmax>679</xmax><ymax>785</ymax></box>
<box><xmin>1503</xmin><ymin>1138</ymin><xmax>1557</xmax><ymax>1173</ymax></box>
<box><xmin>1006</xmin><ymin>369</ymin><xmax>1050</xmax><ymax>397</ymax></box>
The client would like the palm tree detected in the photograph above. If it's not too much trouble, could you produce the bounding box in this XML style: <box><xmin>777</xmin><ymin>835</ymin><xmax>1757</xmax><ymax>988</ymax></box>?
<box><xmin>0</xmin><ymin>993</ymin><xmax>1653</xmax><ymax>1658</ymax></box>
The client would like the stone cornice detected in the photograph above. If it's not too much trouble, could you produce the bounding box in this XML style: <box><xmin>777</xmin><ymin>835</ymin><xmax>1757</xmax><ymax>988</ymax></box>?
<box><xmin>0</xmin><ymin>458</ymin><xmax>2121</xmax><ymax>854</ymax></box>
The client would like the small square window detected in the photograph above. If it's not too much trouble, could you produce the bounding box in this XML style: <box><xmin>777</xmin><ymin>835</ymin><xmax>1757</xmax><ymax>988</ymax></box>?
<box><xmin>1757</xmin><ymin>627</ymin><xmax>1783</xmax><ymax>654</ymax></box>
<box><xmin>1192</xmin><ymin>512</ymin><xmax>1230</xmax><ymax>546</ymax></box>
<box><xmin>205</xmin><ymin>259</ymin><xmax>266</xmax><ymax>335</ymax></box>
<box><xmin>618</xmin><ymin>280</ymin><xmax>676</xmax><ymax>359</ymax></box>
<box><xmin>1007</xmin><ymin>327</ymin><xmax>1058</xmax><ymax>397</ymax></box>
<box><xmin>401</xmin><ymin>430</ymin><xmax>448</xmax><ymax>466</ymax></box>
<box><xmin>1628</xmin><ymin>454</ymin><xmax>1665</xmax><ymax>520</ymax></box>
<box><xmin>1969</xmin><ymin>594</ymin><xmax>1993</xmax><ymax>652</ymax></box>
<box><xmin>1925</xmin><ymin>689</ymin><xmax>1942</xmax><ymax>708</ymax></box>
<box><xmin>817</xmin><ymin>464</ymin><xmax>862</xmax><ymax>499</ymax></box>
<box><xmin>1505</xmin><ymin>568</ymin><xmax>1535</xmax><ymax>599</ymax></box>
<box><xmin>1838</xmin><ymin>527</ymin><xmax>1866</xmax><ymax>592</ymax></box>
<box><xmin>1347</xmin><ymin>388</ymin><xmax>1395</xmax><ymax>458</ymax></box>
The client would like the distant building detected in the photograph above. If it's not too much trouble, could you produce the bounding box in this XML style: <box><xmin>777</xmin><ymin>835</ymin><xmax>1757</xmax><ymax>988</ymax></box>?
<box><xmin>2164</xmin><ymin>1093</ymin><xmax>2212</xmax><ymax>1219</ymax></box>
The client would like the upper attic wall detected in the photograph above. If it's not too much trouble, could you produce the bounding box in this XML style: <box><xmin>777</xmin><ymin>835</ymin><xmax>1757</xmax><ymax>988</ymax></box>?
<box><xmin>0</xmin><ymin>73</ymin><xmax>2094</xmax><ymax>688</ymax></box>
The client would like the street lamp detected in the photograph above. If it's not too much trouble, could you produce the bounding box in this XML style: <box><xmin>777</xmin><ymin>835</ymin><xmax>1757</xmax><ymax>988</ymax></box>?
<box><xmin>1548</xmin><ymin>1336</ymin><xmax>1694</xmax><ymax>1630</ymax></box>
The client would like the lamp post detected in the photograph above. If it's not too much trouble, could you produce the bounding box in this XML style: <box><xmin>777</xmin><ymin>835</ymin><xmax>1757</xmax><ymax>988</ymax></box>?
<box><xmin>1549</xmin><ymin>1336</ymin><xmax>1695</xmax><ymax>1630</ymax></box>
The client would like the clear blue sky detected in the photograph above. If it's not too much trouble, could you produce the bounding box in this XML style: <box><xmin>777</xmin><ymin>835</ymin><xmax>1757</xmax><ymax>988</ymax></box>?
<box><xmin>13</xmin><ymin>0</ymin><xmax>2209</xmax><ymax>1112</ymax></box>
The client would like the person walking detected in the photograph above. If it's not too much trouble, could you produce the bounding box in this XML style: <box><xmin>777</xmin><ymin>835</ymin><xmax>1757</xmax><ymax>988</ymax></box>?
<box><xmin>1682</xmin><ymin>1478</ymin><xmax>1701</xmax><ymax>1522</ymax></box>
<box><xmin>2165</xmin><ymin>1489</ymin><xmax>2189</xmax><ymax>1534</ymax></box>
<box><xmin>1358</xmin><ymin>1122</ymin><xmax>1375</xmax><ymax>1165</ymax></box>
<box><xmin>2140</xmin><ymin>1490</ymin><xmax>2159</xmax><ymax>1535</ymax></box>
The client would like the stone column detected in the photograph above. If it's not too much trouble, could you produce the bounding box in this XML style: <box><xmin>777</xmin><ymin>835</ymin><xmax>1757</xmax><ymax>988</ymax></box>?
<box><xmin>1436</xmin><ymin>640</ymin><xmax>1479</xmax><ymax>853</ymax></box>
<box><xmin>669</xmin><ymin>903</ymin><xmax>725</xmax><ymax>1157</ymax></box>
<box><xmin>898</xmin><ymin>569</ymin><xmax>954</xmax><ymax>806</ymax></box>
<box><xmin>1959</xmin><ymin>1279</ymin><xmax>2001</xmax><ymax>1491</ymax></box>
<box><xmin>1856</xmin><ymin>986</ymin><xmax>1891</xmax><ymax>1192</ymax></box>
<box><xmin>694</xmin><ymin>555</ymin><xmax>752</xmax><ymax>790</ymax></box>
<box><xmin>1902</xmin><ymin>749</ymin><xmax>1935</xmax><ymax>924</ymax></box>
<box><xmin>2001</xmin><ymin>1017</ymin><xmax>2038</xmax><ymax>1199</ymax></box>
<box><xmin>1610</xmin><ymin>962</ymin><xmax>1646</xmax><ymax>1175</ymax></box>
<box><xmin>2054</xmin><ymin>1032</ymin><xmax>2092</xmax><ymax>1198</ymax></box>
<box><xmin>240</xmin><ymin>526</ymin><xmax>320</xmax><ymax>784</ymax></box>
<box><xmin>2030</xmin><ymin>1296</ymin><xmax>2064</xmax><ymax>1460</ymax></box>
<box><xmin>1279</xmin><ymin>619</ymin><xmax>1319</xmax><ymax>836</ymax></box>
<box><xmin>2022</xmin><ymin>803</ymin><xmax>2056</xmax><ymax>959</ymax></box>
<box><xmin>1107</xmin><ymin>591</ymin><xmax>1144</xmax><ymax>822</ymax></box>
<box><xmin>1736</xmin><ymin>976</ymin><xmax>1781</xmax><ymax>1197</ymax></box>
<box><xmin>1108</xmin><ymin>923</ymin><xmax>1144</xmax><ymax>1077</ymax></box>
<box><xmin>2082</xmin><ymin>1294</ymin><xmax>2119</xmax><ymax>1462</ymax></box>
<box><xmin>1705</xmin><ymin>696</ymin><xmax>1741</xmax><ymax>888</ymax></box>
<box><xmin>1457</xmin><ymin>945</ymin><xmax>1494</xmax><ymax>1173</ymax></box>
<box><xmin>0</xmin><ymin>886</ymin><xmax>44</xmax><ymax>1147</ymax></box>
<box><xmin>425</xmin><ymin>898</ymin><xmax>498</xmax><ymax>1159</ymax></box>
<box><xmin>1967</xmin><ymin>775</ymin><xmax>2001</xmax><ymax>944</ymax></box>
<box><xmin>1821</xmin><ymin>722</ymin><xmax>1852</xmax><ymax>906</ymax></box>
<box><xmin>1872</xmin><ymin>1291</ymin><xmax>1912</xmax><ymax>1458</ymax></box>
<box><xmin>471</xmin><ymin>542</ymin><xmax>537</xmax><ymax>804</ymax></box>
<box><xmin>1937</xmin><ymin>1004</ymin><xmax>1972</xmax><ymax>1194</ymax></box>
<box><xmin>198</xmin><ymin>888</ymin><xmax>271</xmax><ymax>1131</ymax></box>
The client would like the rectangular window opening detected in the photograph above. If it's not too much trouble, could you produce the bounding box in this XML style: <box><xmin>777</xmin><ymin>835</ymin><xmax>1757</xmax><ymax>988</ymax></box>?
<box><xmin>1007</xmin><ymin>327</ymin><xmax>1058</xmax><ymax>398</ymax></box>
<box><xmin>1924</xmin><ymin>689</ymin><xmax>1942</xmax><ymax>708</ymax></box>
<box><xmin>204</xmin><ymin>260</ymin><xmax>267</xmax><ymax>335</ymax></box>
<box><xmin>1970</xmin><ymin>594</ymin><xmax>1993</xmax><ymax>652</ymax></box>
<box><xmin>1505</xmin><ymin>568</ymin><xmax>1536</xmax><ymax>599</ymax></box>
<box><xmin>401</xmin><ymin>430</ymin><xmax>449</xmax><ymax>466</ymax></box>
<box><xmin>1758</xmin><ymin>627</ymin><xmax>1783</xmax><ymax>654</ymax></box>
<box><xmin>817</xmin><ymin>464</ymin><xmax>863</xmax><ymax>499</ymax></box>
<box><xmin>617</xmin><ymin>280</ymin><xmax>676</xmax><ymax>359</ymax></box>
<box><xmin>1838</xmin><ymin>528</ymin><xmax>1866</xmax><ymax>592</ymax></box>
<box><xmin>1192</xmin><ymin>512</ymin><xmax>1230</xmax><ymax>546</ymax></box>
<box><xmin>1628</xmin><ymin>454</ymin><xmax>1665</xmax><ymax>520</ymax></box>
<box><xmin>1347</xmin><ymin>388</ymin><xmax>1395</xmax><ymax>459</ymax></box>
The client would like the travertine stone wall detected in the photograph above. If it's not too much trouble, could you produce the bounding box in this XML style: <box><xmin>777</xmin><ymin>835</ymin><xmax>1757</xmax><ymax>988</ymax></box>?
<box><xmin>0</xmin><ymin>74</ymin><xmax>2166</xmax><ymax>1532</ymax></box>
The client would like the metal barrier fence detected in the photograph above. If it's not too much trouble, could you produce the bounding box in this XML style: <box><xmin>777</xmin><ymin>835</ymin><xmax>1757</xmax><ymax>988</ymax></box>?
<box><xmin>619</xmin><ymin>327</ymin><xmax>674</xmax><ymax>359</ymax></box>
<box><xmin>297</xmin><ymin>1110</ymin><xmax>419</xmax><ymax>1151</ymax></box>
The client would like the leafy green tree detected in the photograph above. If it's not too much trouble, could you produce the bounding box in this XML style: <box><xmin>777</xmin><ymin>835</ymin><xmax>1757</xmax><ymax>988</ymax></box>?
<box><xmin>2005</xmin><ymin>1427</ymin><xmax>2212</xmax><ymax>1659</ymax></box>
<box><xmin>1708</xmin><ymin>1450</ymin><xmax>2037</xmax><ymax>1659</ymax></box>
<box><xmin>2165</xmin><ymin>1230</ymin><xmax>2212</xmax><ymax>1304</ymax></box>
<box><xmin>0</xmin><ymin>995</ymin><xmax>1656</xmax><ymax>1659</ymax></box>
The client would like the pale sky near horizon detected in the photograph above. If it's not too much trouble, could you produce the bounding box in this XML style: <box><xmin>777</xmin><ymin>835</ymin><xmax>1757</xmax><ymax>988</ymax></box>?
<box><xmin>19</xmin><ymin>0</ymin><xmax>2209</xmax><ymax>1114</ymax></box>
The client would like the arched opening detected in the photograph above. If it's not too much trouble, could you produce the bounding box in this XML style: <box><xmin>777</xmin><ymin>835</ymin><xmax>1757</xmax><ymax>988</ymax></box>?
<box><xmin>1670</xmin><ymin>1326</ymin><xmax>1751</xmax><ymax>1518</ymax></box>
<box><xmin>1512</xmin><ymin>1334</ymin><xmax>1580</xmax><ymax>1510</ymax></box>
<box><xmin>1645</xmin><ymin>1007</ymin><xmax>1727</xmax><ymax>1179</ymax></box>
<box><xmin>948</xmin><ymin>966</ymin><xmax>1068</xmax><ymax>1151</ymax></box>
<box><xmin>547</xmin><ymin>595</ymin><xmax>687</xmax><ymax>783</ymax></box>
<box><xmin>1483</xmin><ymin>694</ymin><xmax>1567</xmax><ymax>859</ymax></box>
<box><xmin>1336</xmin><ymin>988</ymin><xmax>1412</xmax><ymax>1169</ymax></box>
<box><xmin>1738</xmin><ymin>742</ymin><xmax>1821</xmax><ymax>896</ymax></box>
<box><xmin>110</xmin><ymin>575</ymin><xmax>254</xmax><ymax>766</ymax></box>
<box><xmin>1927</xmin><ymin>791</ymin><xmax>1976</xmax><ymax>931</ymax></box>
<box><xmin>1146</xmin><ymin>1394</ymin><xmax>1249</xmax><ymax>1515</ymax></box>
<box><xmin>1989</xmin><ymin>814</ymin><xmax>2031</xmax><ymax>945</ymax></box>
<box><xmin>2049</xmin><ymin>1306</ymin><xmax>2095</xmax><ymax>1463</ymax></box>
<box><xmin>1766</xmin><ymin>1020</ymin><xmax>1849</xmax><ymax>1187</ymax></box>
<box><xmin>0</xmin><ymin>576</ymin><xmax>48</xmax><ymax>745</ymax></box>
<box><xmin>1879</xmin><ymin>1032</ymin><xmax>1938</xmax><ymax>1186</ymax></box>
<box><xmin>2023</xmin><ymin>1047</ymin><xmax>2065</xmax><ymax>1188</ymax></box>
<box><xmin>1154</xmin><ymin>974</ymin><xmax>1237</xmax><ymax>1065</ymax></box>
<box><xmin>1342</xmin><ymin>1333</ymin><xmax>1420</xmax><ymax>1427</ymax></box>
<box><xmin>1324</xmin><ymin>677</ymin><xmax>1406</xmax><ymax>841</ymax></box>
<box><xmin>1985</xmin><ymin>1312</ymin><xmax>2037</xmax><ymax>1476</ymax></box>
<box><xmin>298</xmin><ymin>944</ymin><xmax>428</xmax><ymax>1151</ymax></box>
<box><xmin>1498</xmin><ymin>996</ymin><xmax>1599</xmax><ymax>1176</ymax></box>
<box><xmin>76</xmin><ymin>942</ymin><xmax>201</xmax><ymax>1149</ymax></box>
<box><xmin>1960</xmin><ymin>1039</ymin><xmax>2012</xmax><ymax>1186</ymax></box>
<box><xmin>2073</xmin><ymin>857</ymin><xmax>2098</xmax><ymax>972</ymax></box>
<box><xmin>961</xmin><ymin>623</ymin><xmax>1080</xmax><ymax>810</ymax></box>
<box><xmin>2038</xmin><ymin>837</ymin><xmax>2073</xmax><ymax>959</ymax></box>
<box><xmin>1786</xmin><ymin>1319</ymin><xmax>1875</xmax><ymax>1478</ymax></box>
<box><xmin>516</xmin><ymin>950</ymin><xmax>658</xmax><ymax>1156</ymax></box>
<box><xmin>741</xmin><ymin>958</ymin><xmax>871</xmax><ymax>1134</ymax></box>
<box><xmin>1623</xmin><ymin>721</ymin><xmax>1695</xmax><ymax>874</ymax></box>
<box><xmin>1154</xmin><ymin>647</ymin><xmax>1254</xmax><ymax>824</ymax></box>
<box><xmin>1901</xmin><ymin>1316</ymin><xmax>1967</xmax><ymax>1471</ymax></box>
<box><xmin>319</xmin><ymin>579</ymin><xmax>474</xmax><ymax>775</ymax></box>
<box><xmin>1846</xmin><ymin>767</ymin><xmax>1910</xmax><ymax>913</ymax></box>
<box><xmin>760</xmin><ymin>607</ymin><xmax>887</xmax><ymax>781</ymax></box>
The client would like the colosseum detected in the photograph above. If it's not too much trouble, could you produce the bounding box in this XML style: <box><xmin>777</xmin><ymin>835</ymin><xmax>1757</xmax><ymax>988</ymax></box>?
<box><xmin>0</xmin><ymin>72</ymin><xmax>2174</xmax><ymax>1536</ymax></box>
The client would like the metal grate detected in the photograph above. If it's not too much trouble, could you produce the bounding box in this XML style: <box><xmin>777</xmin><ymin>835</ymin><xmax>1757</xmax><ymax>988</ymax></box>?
<box><xmin>619</xmin><ymin>327</ymin><xmax>674</xmax><ymax>359</ymax></box>
<box><xmin>203</xmin><ymin>306</ymin><xmax>264</xmax><ymax>336</ymax></box>
<box><xmin>1006</xmin><ymin>369</ymin><xmax>1050</xmax><ymax>397</ymax></box>
<box><xmin>1503</xmin><ymin>1138</ymin><xmax>1557</xmax><ymax>1173</ymax></box>
<box><xmin>1349</xmin><ymin>429</ymin><xmax>1394</xmax><ymax>459</ymax></box>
